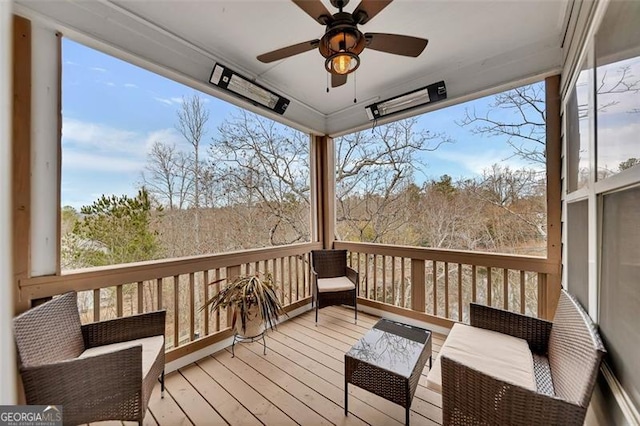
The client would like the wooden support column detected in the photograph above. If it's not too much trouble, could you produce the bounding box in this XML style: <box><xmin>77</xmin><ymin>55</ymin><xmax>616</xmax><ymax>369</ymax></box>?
<box><xmin>1</xmin><ymin>2</ymin><xmax>16</xmax><ymax>405</ymax></box>
<box><xmin>545</xmin><ymin>74</ymin><xmax>563</xmax><ymax>320</ymax></box>
<box><xmin>313</xmin><ymin>135</ymin><xmax>335</xmax><ymax>249</ymax></box>
<box><xmin>12</xmin><ymin>15</ymin><xmax>31</xmax><ymax>315</ymax></box>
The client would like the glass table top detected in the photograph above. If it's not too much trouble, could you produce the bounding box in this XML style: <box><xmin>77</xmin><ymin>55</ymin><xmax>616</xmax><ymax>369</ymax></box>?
<box><xmin>345</xmin><ymin>319</ymin><xmax>431</xmax><ymax>378</ymax></box>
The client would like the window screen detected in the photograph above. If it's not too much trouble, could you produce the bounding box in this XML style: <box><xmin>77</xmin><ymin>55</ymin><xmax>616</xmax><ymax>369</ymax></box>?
<box><xmin>600</xmin><ymin>186</ymin><xmax>640</xmax><ymax>409</ymax></box>
<box><xmin>566</xmin><ymin>200</ymin><xmax>589</xmax><ymax>310</ymax></box>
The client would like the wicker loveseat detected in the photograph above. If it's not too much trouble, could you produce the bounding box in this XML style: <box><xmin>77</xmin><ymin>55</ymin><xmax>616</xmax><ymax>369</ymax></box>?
<box><xmin>427</xmin><ymin>290</ymin><xmax>605</xmax><ymax>425</ymax></box>
<box><xmin>13</xmin><ymin>291</ymin><xmax>166</xmax><ymax>425</ymax></box>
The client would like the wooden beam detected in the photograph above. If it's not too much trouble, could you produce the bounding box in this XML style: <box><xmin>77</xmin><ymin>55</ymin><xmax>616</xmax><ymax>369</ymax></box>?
<box><xmin>1</xmin><ymin>4</ymin><xmax>16</xmax><ymax>406</ymax></box>
<box><xmin>165</xmin><ymin>328</ymin><xmax>234</xmax><ymax>363</ymax></box>
<box><xmin>55</xmin><ymin>32</ymin><xmax>62</xmax><ymax>276</ymax></box>
<box><xmin>12</xmin><ymin>15</ymin><xmax>31</xmax><ymax>315</ymax></box>
<box><xmin>545</xmin><ymin>74</ymin><xmax>563</xmax><ymax>320</ymax></box>
<box><xmin>357</xmin><ymin>298</ymin><xmax>455</xmax><ymax>330</ymax></box>
<box><xmin>310</xmin><ymin>135</ymin><xmax>321</xmax><ymax>244</ymax></box>
<box><xmin>314</xmin><ymin>135</ymin><xmax>335</xmax><ymax>249</ymax></box>
<box><xmin>283</xmin><ymin>296</ymin><xmax>312</xmax><ymax>314</ymax></box>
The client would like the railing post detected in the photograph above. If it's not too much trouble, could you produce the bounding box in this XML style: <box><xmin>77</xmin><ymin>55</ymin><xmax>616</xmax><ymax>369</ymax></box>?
<box><xmin>411</xmin><ymin>259</ymin><xmax>425</xmax><ymax>312</ymax></box>
<box><xmin>227</xmin><ymin>265</ymin><xmax>241</xmax><ymax>326</ymax></box>
<box><xmin>538</xmin><ymin>272</ymin><xmax>548</xmax><ymax>319</ymax></box>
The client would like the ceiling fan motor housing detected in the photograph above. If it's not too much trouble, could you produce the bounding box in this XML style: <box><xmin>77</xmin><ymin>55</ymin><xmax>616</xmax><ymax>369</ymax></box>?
<box><xmin>329</xmin><ymin>0</ymin><xmax>350</xmax><ymax>8</ymax></box>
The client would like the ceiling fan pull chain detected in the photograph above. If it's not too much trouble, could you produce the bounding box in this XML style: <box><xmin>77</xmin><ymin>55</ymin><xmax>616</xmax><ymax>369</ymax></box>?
<box><xmin>326</xmin><ymin>72</ymin><xmax>330</xmax><ymax>93</ymax></box>
<box><xmin>353</xmin><ymin>71</ymin><xmax>357</xmax><ymax>103</ymax></box>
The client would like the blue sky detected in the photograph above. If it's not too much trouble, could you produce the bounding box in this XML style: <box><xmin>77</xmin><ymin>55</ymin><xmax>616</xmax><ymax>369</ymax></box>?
<box><xmin>61</xmin><ymin>38</ymin><xmax>542</xmax><ymax>209</ymax></box>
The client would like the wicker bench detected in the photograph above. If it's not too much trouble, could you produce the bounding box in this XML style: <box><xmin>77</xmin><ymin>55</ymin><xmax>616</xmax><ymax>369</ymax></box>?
<box><xmin>427</xmin><ymin>290</ymin><xmax>605</xmax><ymax>425</ymax></box>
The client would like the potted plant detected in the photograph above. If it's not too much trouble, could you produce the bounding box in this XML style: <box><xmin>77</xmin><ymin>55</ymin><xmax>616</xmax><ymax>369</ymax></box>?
<box><xmin>202</xmin><ymin>272</ymin><xmax>285</xmax><ymax>338</ymax></box>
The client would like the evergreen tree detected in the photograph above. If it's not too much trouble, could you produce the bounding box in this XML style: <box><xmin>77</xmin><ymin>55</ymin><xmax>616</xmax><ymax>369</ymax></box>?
<box><xmin>67</xmin><ymin>188</ymin><xmax>162</xmax><ymax>267</ymax></box>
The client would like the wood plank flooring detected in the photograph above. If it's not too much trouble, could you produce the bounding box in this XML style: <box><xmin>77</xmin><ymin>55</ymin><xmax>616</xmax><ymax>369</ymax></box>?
<box><xmin>91</xmin><ymin>307</ymin><xmax>444</xmax><ymax>426</ymax></box>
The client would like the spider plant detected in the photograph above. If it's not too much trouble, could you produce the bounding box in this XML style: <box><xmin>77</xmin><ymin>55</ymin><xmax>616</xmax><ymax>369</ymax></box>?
<box><xmin>201</xmin><ymin>273</ymin><xmax>285</xmax><ymax>335</ymax></box>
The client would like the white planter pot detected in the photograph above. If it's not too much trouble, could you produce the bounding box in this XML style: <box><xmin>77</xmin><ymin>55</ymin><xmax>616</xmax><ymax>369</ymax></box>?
<box><xmin>234</xmin><ymin>305</ymin><xmax>266</xmax><ymax>338</ymax></box>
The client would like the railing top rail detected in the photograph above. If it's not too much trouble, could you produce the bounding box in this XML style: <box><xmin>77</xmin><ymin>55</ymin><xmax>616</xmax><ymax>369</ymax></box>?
<box><xmin>21</xmin><ymin>242</ymin><xmax>321</xmax><ymax>299</ymax></box>
<box><xmin>334</xmin><ymin>241</ymin><xmax>558</xmax><ymax>274</ymax></box>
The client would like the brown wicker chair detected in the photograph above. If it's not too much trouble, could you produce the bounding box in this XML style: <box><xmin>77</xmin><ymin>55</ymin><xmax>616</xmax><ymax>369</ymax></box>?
<box><xmin>437</xmin><ymin>290</ymin><xmax>605</xmax><ymax>425</ymax></box>
<box><xmin>13</xmin><ymin>291</ymin><xmax>166</xmax><ymax>426</ymax></box>
<box><xmin>311</xmin><ymin>249</ymin><xmax>358</xmax><ymax>323</ymax></box>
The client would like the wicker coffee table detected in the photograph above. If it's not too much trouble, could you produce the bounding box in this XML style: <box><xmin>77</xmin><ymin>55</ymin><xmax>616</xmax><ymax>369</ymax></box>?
<box><xmin>345</xmin><ymin>319</ymin><xmax>432</xmax><ymax>425</ymax></box>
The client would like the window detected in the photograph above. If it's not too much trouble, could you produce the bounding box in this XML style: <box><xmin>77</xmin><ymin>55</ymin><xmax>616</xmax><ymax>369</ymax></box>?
<box><xmin>566</xmin><ymin>57</ymin><xmax>591</xmax><ymax>192</ymax></box>
<box><xmin>566</xmin><ymin>200</ymin><xmax>589</xmax><ymax>309</ymax></box>
<box><xmin>595</xmin><ymin>0</ymin><xmax>640</xmax><ymax>179</ymax></box>
<box><xmin>562</xmin><ymin>1</ymin><xmax>640</xmax><ymax>419</ymax></box>
<box><xmin>335</xmin><ymin>82</ymin><xmax>547</xmax><ymax>256</ymax></box>
<box><xmin>600</xmin><ymin>186</ymin><xmax>640</xmax><ymax>409</ymax></box>
<box><xmin>61</xmin><ymin>39</ymin><xmax>310</xmax><ymax>271</ymax></box>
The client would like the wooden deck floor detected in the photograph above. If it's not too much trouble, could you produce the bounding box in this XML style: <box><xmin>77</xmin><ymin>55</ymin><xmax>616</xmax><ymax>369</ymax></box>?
<box><xmin>95</xmin><ymin>307</ymin><xmax>444</xmax><ymax>426</ymax></box>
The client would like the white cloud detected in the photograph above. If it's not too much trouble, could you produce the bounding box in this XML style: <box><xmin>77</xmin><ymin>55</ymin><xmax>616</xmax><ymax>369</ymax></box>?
<box><xmin>143</xmin><ymin>128</ymin><xmax>187</xmax><ymax>151</ymax></box>
<box><xmin>124</xmin><ymin>83</ymin><xmax>138</xmax><ymax>88</ymax></box>
<box><xmin>63</xmin><ymin>151</ymin><xmax>144</xmax><ymax>173</ymax></box>
<box><xmin>170</xmin><ymin>97</ymin><xmax>184</xmax><ymax>104</ymax></box>
<box><xmin>154</xmin><ymin>97</ymin><xmax>173</xmax><ymax>106</ymax></box>
<box><xmin>62</xmin><ymin>118</ymin><xmax>190</xmax><ymax>171</ymax></box>
<box><xmin>90</xmin><ymin>67</ymin><xmax>107</xmax><ymax>72</ymax></box>
<box><xmin>62</xmin><ymin>118</ymin><xmax>140</xmax><ymax>155</ymax></box>
<box><xmin>430</xmin><ymin>148</ymin><xmax>543</xmax><ymax>177</ymax></box>
<box><xmin>105</xmin><ymin>82</ymin><xmax>116</xmax><ymax>87</ymax></box>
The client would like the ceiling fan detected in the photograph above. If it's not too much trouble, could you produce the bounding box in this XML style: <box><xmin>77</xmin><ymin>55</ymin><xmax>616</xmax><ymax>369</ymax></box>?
<box><xmin>257</xmin><ymin>0</ymin><xmax>429</xmax><ymax>88</ymax></box>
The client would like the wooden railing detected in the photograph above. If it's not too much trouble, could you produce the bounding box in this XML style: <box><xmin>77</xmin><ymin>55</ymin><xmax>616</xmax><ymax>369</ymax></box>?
<box><xmin>335</xmin><ymin>241</ymin><xmax>559</xmax><ymax>326</ymax></box>
<box><xmin>19</xmin><ymin>242</ymin><xmax>321</xmax><ymax>361</ymax></box>
<box><xmin>19</xmin><ymin>240</ymin><xmax>559</xmax><ymax>362</ymax></box>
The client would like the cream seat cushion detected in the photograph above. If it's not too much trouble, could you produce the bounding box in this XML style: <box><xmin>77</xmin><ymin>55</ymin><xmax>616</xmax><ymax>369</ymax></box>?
<box><xmin>317</xmin><ymin>276</ymin><xmax>355</xmax><ymax>293</ymax></box>
<box><xmin>79</xmin><ymin>335</ymin><xmax>164</xmax><ymax>377</ymax></box>
<box><xmin>426</xmin><ymin>323</ymin><xmax>535</xmax><ymax>393</ymax></box>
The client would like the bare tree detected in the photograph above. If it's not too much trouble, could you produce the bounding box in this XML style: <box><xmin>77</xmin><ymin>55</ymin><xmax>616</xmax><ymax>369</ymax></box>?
<box><xmin>463</xmin><ymin>164</ymin><xmax>547</xmax><ymax>247</ymax></box>
<box><xmin>335</xmin><ymin>118</ymin><xmax>451</xmax><ymax>243</ymax></box>
<box><xmin>176</xmin><ymin>95</ymin><xmax>210</xmax><ymax>249</ymax></box>
<box><xmin>459</xmin><ymin>71</ymin><xmax>640</xmax><ymax>165</ymax></box>
<box><xmin>213</xmin><ymin>110</ymin><xmax>311</xmax><ymax>245</ymax></box>
<box><xmin>141</xmin><ymin>141</ymin><xmax>193</xmax><ymax>209</ymax></box>
<box><xmin>458</xmin><ymin>83</ymin><xmax>547</xmax><ymax>164</ymax></box>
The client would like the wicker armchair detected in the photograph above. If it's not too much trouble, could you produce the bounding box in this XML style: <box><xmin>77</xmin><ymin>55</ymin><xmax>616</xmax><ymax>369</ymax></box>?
<box><xmin>436</xmin><ymin>290</ymin><xmax>605</xmax><ymax>425</ymax></box>
<box><xmin>13</xmin><ymin>291</ymin><xmax>166</xmax><ymax>426</ymax></box>
<box><xmin>311</xmin><ymin>249</ymin><xmax>358</xmax><ymax>323</ymax></box>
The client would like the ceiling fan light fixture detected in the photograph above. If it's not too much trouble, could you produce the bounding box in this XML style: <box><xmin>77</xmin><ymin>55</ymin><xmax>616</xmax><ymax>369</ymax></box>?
<box><xmin>326</xmin><ymin>51</ymin><xmax>359</xmax><ymax>75</ymax></box>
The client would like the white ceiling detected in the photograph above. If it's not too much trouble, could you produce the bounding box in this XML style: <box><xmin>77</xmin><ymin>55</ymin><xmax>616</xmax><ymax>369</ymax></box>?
<box><xmin>15</xmin><ymin>0</ymin><xmax>570</xmax><ymax>135</ymax></box>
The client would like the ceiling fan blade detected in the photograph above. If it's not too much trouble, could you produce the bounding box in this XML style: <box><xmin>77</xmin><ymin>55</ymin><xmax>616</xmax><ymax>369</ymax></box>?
<box><xmin>292</xmin><ymin>0</ymin><xmax>333</xmax><ymax>25</ymax></box>
<box><xmin>352</xmin><ymin>0</ymin><xmax>393</xmax><ymax>25</ymax></box>
<box><xmin>257</xmin><ymin>40</ymin><xmax>320</xmax><ymax>63</ymax></box>
<box><xmin>332</xmin><ymin>73</ymin><xmax>348</xmax><ymax>88</ymax></box>
<box><xmin>364</xmin><ymin>33</ymin><xmax>428</xmax><ymax>57</ymax></box>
